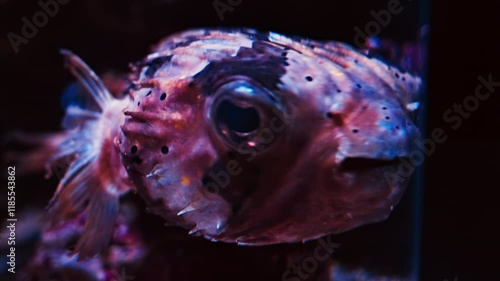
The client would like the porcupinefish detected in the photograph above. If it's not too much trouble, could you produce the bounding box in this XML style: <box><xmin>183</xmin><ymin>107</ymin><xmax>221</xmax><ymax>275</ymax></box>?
<box><xmin>43</xmin><ymin>28</ymin><xmax>421</xmax><ymax>259</ymax></box>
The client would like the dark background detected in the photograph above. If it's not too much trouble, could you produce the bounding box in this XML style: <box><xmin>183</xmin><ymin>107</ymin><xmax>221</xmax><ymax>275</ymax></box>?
<box><xmin>1</xmin><ymin>0</ymin><xmax>499</xmax><ymax>280</ymax></box>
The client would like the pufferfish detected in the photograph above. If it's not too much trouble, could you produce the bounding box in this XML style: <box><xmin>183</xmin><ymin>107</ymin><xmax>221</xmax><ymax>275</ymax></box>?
<box><xmin>44</xmin><ymin>28</ymin><xmax>421</xmax><ymax>260</ymax></box>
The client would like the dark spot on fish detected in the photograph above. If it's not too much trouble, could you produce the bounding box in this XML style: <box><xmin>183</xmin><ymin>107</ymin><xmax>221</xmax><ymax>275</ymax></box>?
<box><xmin>336</xmin><ymin>89</ymin><xmax>342</xmax><ymax>93</ymax></box>
<box><xmin>395</xmin><ymin>126</ymin><xmax>400</xmax><ymax>130</ymax></box>
<box><xmin>354</xmin><ymin>59</ymin><xmax>359</xmax><ymax>64</ymax></box>
<box><xmin>326</xmin><ymin>112</ymin><xmax>344</xmax><ymax>126</ymax></box>
<box><xmin>137</xmin><ymin>102</ymin><xmax>140</xmax><ymax>106</ymax></box>
<box><xmin>161</xmin><ymin>146</ymin><xmax>169</xmax><ymax>154</ymax></box>
<box><xmin>281</xmin><ymin>52</ymin><xmax>287</xmax><ymax>57</ymax></box>
<box><xmin>193</xmin><ymin>42</ymin><xmax>288</xmax><ymax>93</ymax></box>
<box><xmin>395</xmin><ymin>73</ymin><xmax>400</xmax><ymax>78</ymax></box>
<box><xmin>146</xmin><ymin>91</ymin><xmax>152</xmax><ymax>96</ymax></box>
<box><xmin>382</xmin><ymin>106</ymin><xmax>387</xmax><ymax>110</ymax></box>
<box><xmin>144</xmin><ymin>56</ymin><xmax>173</xmax><ymax>78</ymax></box>
<box><xmin>131</xmin><ymin>145</ymin><xmax>138</xmax><ymax>154</ymax></box>
<box><xmin>385</xmin><ymin>116</ymin><xmax>391</xmax><ymax>120</ymax></box>
<box><xmin>160</xmin><ymin>93</ymin><xmax>166</xmax><ymax>100</ymax></box>
<box><xmin>356</xmin><ymin>83</ymin><xmax>362</xmax><ymax>89</ymax></box>
<box><xmin>305</xmin><ymin>76</ymin><xmax>313</xmax><ymax>82</ymax></box>
<box><xmin>352</xmin><ymin>129</ymin><xmax>359</xmax><ymax>133</ymax></box>
<box><xmin>402</xmin><ymin>77</ymin><xmax>406</xmax><ymax>82</ymax></box>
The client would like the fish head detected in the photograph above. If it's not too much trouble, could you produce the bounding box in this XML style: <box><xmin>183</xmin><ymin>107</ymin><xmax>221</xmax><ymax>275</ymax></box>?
<box><xmin>119</xmin><ymin>29</ymin><xmax>422</xmax><ymax>245</ymax></box>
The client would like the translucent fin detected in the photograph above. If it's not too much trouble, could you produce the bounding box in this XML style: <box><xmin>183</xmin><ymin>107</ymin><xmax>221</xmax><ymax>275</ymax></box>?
<box><xmin>44</xmin><ymin>51</ymin><xmax>132</xmax><ymax>260</ymax></box>
<box><xmin>60</xmin><ymin>49</ymin><xmax>113</xmax><ymax>110</ymax></box>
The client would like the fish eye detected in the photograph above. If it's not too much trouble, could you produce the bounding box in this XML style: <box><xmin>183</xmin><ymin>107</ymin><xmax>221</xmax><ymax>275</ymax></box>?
<box><xmin>215</xmin><ymin>100</ymin><xmax>260</xmax><ymax>135</ymax></box>
<box><xmin>208</xmin><ymin>80</ymin><xmax>285</xmax><ymax>151</ymax></box>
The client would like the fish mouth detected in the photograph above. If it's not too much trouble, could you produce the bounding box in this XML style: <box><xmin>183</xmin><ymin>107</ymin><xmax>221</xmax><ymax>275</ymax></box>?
<box><xmin>339</xmin><ymin>157</ymin><xmax>403</xmax><ymax>171</ymax></box>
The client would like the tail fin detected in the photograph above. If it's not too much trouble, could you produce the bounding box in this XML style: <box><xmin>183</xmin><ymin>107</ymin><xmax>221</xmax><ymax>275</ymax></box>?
<box><xmin>46</xmin><ymin>50</ymin><xmax>132</xmax><ymax>260</ymax></box>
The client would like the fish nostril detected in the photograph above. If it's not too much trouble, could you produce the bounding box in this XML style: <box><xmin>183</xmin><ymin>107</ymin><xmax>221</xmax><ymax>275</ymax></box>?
<box><xmin>161</xmin><ymin>146</ymin><xmax>169</xmax><ymax>154</ymax></box>
<box><xmin>131</xmin><ymin>145</ymin><xmax>138</xmax><ymax>154</ymax></box>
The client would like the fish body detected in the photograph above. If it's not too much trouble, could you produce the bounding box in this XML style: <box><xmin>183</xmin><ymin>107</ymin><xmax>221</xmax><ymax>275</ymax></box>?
<box><xmin>46</xmin><ymin>28</ymin><xmax>421</xmax><ymax>259</ymax></box>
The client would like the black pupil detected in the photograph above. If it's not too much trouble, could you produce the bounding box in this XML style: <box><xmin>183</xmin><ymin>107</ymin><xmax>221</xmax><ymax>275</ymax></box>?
<box><xmin>216</xmin><ymin>100</ymin><xmax>260</xmax><ymax>134</ymax></box>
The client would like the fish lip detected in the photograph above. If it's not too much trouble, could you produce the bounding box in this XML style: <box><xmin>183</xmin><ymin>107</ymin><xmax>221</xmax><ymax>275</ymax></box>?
<box><xmin>338</xmin><ymin>157</ymin><xmax>404</xmax><ymax>172</ymax></box>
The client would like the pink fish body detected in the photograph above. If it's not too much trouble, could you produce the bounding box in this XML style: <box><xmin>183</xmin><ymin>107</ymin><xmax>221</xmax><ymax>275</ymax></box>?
<box><xmin>45</xmin><ymin>28</ymin><xmax>421</xmax><ymax>259</ymax></box>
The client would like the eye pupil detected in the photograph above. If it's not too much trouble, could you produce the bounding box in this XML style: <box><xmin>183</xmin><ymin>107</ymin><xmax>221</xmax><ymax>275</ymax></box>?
<box><xmin>216</xmin><ymin>100</ymin><xmax>260</xmax><ymax>134</ymax></box>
